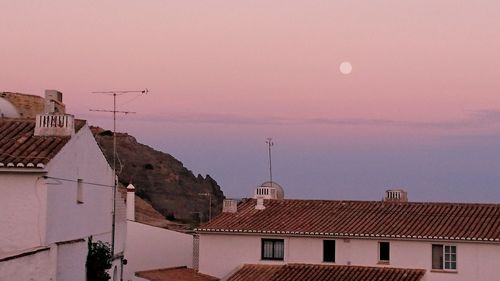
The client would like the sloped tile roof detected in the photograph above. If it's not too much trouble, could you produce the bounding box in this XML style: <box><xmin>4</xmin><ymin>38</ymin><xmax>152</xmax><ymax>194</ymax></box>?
<box><xmin>226</xmin><ymin>264</ymin><xmax>425</xmax><ymax>281</ymax></box>
<box><xmin>136</xmin><ymin>266</ymin><xmax>219</xmax><ymax>281</ymax></box>
<box><xmin>198</xmin><ymin>199</ymin><xmax>500</xmax><ymax>242</ymax></box>
<box><xmin>0</xmin><ymin>118</ymin><xmax>86</xmax><ymax>169</ymax></box>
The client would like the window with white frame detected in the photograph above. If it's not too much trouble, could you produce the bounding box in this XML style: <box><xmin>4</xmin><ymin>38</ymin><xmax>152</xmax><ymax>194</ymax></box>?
<box><xmin>432</xmin><ymin>244</ymin><xmax>457</xmax><ymax>270</ymax></box>
<box><xmin>261</xmin><ymin>239</ymin><xmax>284</xmax><ymax>260</ymax></box>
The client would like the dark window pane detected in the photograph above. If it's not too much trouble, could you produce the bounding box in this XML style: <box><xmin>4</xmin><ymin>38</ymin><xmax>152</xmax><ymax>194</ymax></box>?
<box><xmin>274</xmin><ymin>241</ymin><xmax>284</xmax><ymax>259</ymax></box>
<box><xmin>323</xmin><ymin>240</ymin><xmax>335</xmax><ymax>262</ymax></box>
<box><xmin>450</xmin><ymin>262</ymin><xmax>456</xmax><ymax>270</ymax></box>
<box><xmin>432</xmin><ymin>244</ymin><xmax>443</xmax><ymax>269</ymax></box>
<box><xmin>379</xmin><ymin>242</ymin><xmax>390</xmax><ymax>261</ymax></box>
<box><xmin>262</xmin><ymin>240</ymin><xmax>273</xmax><ymax>258</ymax></box>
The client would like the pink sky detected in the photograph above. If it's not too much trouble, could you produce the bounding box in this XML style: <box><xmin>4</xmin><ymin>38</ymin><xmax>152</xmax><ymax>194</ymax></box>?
<box><xmin>2</xmin><ymin>1</ymin><xmax>500</xmax><ymax>201</ymax></box>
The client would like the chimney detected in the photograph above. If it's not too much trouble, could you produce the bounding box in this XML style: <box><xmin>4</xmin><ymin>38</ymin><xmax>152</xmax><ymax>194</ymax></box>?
<box><xmin>255</xmin><ymin>198</ymin><xmax>266</xmax><ymax>210</ymax></box>
<box><xmin>126</xmin><ymin>184</ymin><xmax>136</xmax><ymax>221</ymax></box>
<box><xmin>34</xmin><ymin>90</ymin><xmax>75</xmax><ymax>137</ymax></box>
<box><xmin>44</xmin><ymin>90</ymin><xmax>65</xmax><ymax>114</ymax></box>
<box><xmin>254</xmin><ymin>181</ymin><xmax>284</xmax><ymax>200</ymax></box>
<box><xmin>222</xmin><ymin>199</ymin><xmax>238</xmax><ymax>213</ymax></box>
<box><xmin>384</xmin><ymin>189</ymin><xmax>408</xmax><ymax>202</ymax></box>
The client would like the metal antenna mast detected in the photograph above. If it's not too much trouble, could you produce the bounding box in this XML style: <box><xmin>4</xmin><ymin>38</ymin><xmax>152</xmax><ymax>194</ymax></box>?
<box><xmin>90</xmin><ymin>89</ymin><xmax>148</xmax><ymax>254</ymax></box>
<box><xmin>266</xmin><ymin>138</ymin><xmax>274</xmax><ymax>183</ymax></box>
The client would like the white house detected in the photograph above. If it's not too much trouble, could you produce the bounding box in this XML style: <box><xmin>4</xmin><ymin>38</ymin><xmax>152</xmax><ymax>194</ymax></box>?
<box><xmin>196</xmin><ymin>181</ymin><xmax>500</xmax><ymax>281</ymax></box>
<box><xmin>0</xmin><ymin>91</ymin><xmax>126</xmax><ymax>281</ymax></box>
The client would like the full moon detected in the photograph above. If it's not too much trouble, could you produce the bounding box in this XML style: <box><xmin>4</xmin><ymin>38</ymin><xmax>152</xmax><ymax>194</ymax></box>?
<box><xmin>339</xmin><ymin>61</ymin><xmax>352</xmax><ymax>75</ymax></box>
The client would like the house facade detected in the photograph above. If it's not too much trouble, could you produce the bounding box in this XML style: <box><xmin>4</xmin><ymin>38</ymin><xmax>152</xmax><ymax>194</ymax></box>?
<box><xmin>196</xmin><ymin>182</ymin><xmax>500</xmax><ymax>281</ymax></box>
<box><xmin>0</xmin><ymin>91</ymin><xmax>126</xmax><ymax>280</ymax></box>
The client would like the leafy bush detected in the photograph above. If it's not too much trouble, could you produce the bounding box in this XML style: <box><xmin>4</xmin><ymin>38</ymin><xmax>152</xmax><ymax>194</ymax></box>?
<box><xmin>86</xmin><ymin>237</ymin><xmax>112</xmax><ymax>281</ymax></box>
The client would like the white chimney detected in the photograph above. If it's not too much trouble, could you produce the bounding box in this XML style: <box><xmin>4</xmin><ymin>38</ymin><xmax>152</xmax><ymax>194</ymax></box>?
<box><xmin>126</xmin><ymin>184</ymin><xmax>136</xmax><ymax>221</ymax></box>
<box><xmin>255</xmin><ymin>198</ymin><xmax>266</xmax><ymax>210</ymax></box>
<box><xmin>384</xmin><ymin>189</ymin><xmax>408</xmax><ymax>202</ymax></box>
<box><xmin>254</xmin><ymin>181</ymin><xmax>284</xmax><ymax>200</ymax></box>
<box><xmin>34</xmin><ymin>90</ymin><xmax>75</xmax><ymax>137</ymax></box>
<box><xmin>222</xmin><ymin>199</ymin><xmax>238</xmax><ymax>213</ymax></box>
<box><xmin>34</xmin><ymin>114</ymin><xmax>75</xmax><ymax>136</ymax></box>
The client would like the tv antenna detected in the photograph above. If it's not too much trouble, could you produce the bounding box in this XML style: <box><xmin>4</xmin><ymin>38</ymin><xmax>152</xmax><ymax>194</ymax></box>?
<box><xmin>89</xmin><ymin>89</ymin><xmax>148</xmax><ymax>254</ymax></box>
<box><xmin>266</xmin><ymin>137</ymin><xmax>274</xmax><ymax>183</ymax></box>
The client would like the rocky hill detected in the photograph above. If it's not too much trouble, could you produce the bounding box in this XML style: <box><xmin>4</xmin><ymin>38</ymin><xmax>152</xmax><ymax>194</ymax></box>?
<box><xmin>91</xmin><ymin>127</ymin><xmax>224</xmax><ymax>225</ymax></box>
<box><xmin>134</xmin><ymin>195</ymin><xmax>190</xmax><ymax>232</ymax></box>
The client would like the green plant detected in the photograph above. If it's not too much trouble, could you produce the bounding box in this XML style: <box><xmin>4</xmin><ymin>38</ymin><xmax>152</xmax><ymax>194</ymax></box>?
<box><xmin>86</xmin><ymin>237</ymin><xmax>112</xmax><ymax>281</ymax></box>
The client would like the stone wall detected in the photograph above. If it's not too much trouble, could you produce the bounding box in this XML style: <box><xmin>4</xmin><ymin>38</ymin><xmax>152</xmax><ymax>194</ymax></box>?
<box><xmin>0</xmin><ymin>92</ymin><xmax>44</xmax><ymax>118</ymax></box>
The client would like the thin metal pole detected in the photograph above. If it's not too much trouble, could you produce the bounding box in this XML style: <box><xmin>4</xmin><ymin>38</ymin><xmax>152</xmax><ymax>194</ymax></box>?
<box><xmin>90</xmin><ymin>89</ymin><xmax>147</xmax><ymax>255</ymax></box>
<box><xmin>111</xmin><ymin>93</ymin><xmax>117</xmax><ymax>255</ymax></box>
<box><xmin>266</xmin><ymin>138</ymin><xmax>274</xmax><ymax>183</ymax></box>
<box><xmin>90</xmin><ymin>89</ymin><xmax>147</xmax><ymax>281</ymax></box>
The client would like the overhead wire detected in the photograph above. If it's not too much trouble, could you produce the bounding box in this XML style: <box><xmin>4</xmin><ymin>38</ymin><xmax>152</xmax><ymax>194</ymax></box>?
<box><xmin>41</xmin><ymin>175</ymin><xmax>114</xmax><ymax>188</ymax></box>
<box><xmin>117</xmin><ymin>93</ymin><xmax>142</xmax><ymax>107</ymax></box>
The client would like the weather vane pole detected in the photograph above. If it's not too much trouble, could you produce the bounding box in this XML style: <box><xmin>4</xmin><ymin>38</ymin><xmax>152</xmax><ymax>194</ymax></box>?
<box><xmin>266</xmin><ymin>138</ymin><xmax>274</xmax><ymax>183</ymax></box>
<box><xmin>90</xmin><ymin>89</ymin><xmax>148</xmax><ymax>254</ymax></box>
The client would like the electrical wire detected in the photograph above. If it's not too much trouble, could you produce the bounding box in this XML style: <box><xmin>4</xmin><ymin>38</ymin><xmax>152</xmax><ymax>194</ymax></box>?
<box><xmin>42</xmin><ymin>176</ymin><xmax>114</xmax><ymax>188</ymax></box>
<box><xmin>116</xmin><ymin>151</ymin><xmax>124</xmax><ymax>176</ymax></box>
<box><xmin>117</xmin><ymin>93</ymin><xmax>142</xmax><ymax>107</ymax></box>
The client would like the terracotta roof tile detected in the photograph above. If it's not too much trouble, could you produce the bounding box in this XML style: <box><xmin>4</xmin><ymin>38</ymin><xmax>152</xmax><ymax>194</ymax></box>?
<box><xmin>199</xmin><ymin>199</ymin><xmax>500</xmax><ymax>241</ymax></box>
<box><xmin>0</xmin><ymin>118</ymin><xmax>86</xmax><ymax>169</ymax></box>
<box><xmin>135</xmin><ymin>266</ymin><xmax>219</xmax><ymax>281</ymax></box>
<box><xmin>226</xmin><ymin>264</ymin><xmax>425</xmax><ymax>281</ymax></box>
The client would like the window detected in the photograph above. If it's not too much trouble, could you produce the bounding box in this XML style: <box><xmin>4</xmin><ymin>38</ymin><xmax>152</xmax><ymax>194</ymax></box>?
<box><xmin>432</xmin><ymin>244</ymin><xmax>457</xmax><ymax>270</ymax></box>
<box><xmin>323</xmin><ymin>240</ymin><xmax>335</xmax><ymax>262</ymax></box>
<box><xmin>77</xmin><ymin>179</ymin><xmax>83</xmax><ymax>204</ymax></box>
<box><xmin>378</xmin><ymin>242</ymin><xmax>390</xmax><ymax>262</ymax></box>
<box><xmin>261</xmin><ymin>239</ymin><xmax>284</xmax><ymax>260</ymax></box>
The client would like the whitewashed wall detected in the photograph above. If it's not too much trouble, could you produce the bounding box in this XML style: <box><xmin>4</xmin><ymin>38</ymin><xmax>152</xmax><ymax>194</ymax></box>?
<box><xmin>0</xmin><ymin>173</ymin><xmax>47</xmax><ymax>254</ymax></box>
<box><xmin>0</xmin><ymin>248</ymin><xmax>53</xmax><ymax>281</ymax></box>
<box><xmin>0</xmin><ymin>241</ymin><xmax>88</xmax><ymax>281</ymax></box>
<box><xmin>56</xmin><ymin>240</ymin><xmax>87</xmax><ymax>281</ymax></box>
<box><xmin>114</xmin><ymin>189</ymin><xmax>128</xmax><ymax>255</ymax></box>
<box><xmin>124</xmin><ymin>221</ymin><xmax>193</xmax><ymax>281</ymax></box>
<box><xmin>1</xmin><ymin>125</ymin><xmax>123</xmax><ymax>280</ymax></box>
<box><xmin>198</xmin><ymin>234</ymin><xmax>500</xmax><ymax>280</ymax></box>
<box><xmin>44</xmin><ymin>125</ymin><xmax>114</xmax><ymax>245</ymax></box>
<box><xmin>44</xmin><ymin>125</ymin><xmax>124</xmax><ymax>280</ymax></box>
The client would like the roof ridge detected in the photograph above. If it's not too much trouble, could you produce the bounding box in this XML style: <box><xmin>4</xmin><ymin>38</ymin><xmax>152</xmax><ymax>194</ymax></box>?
<box><xmin>242</xmin><ymin>198</ymin><xmax>500</xmax><ymax>206</ymax></box>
